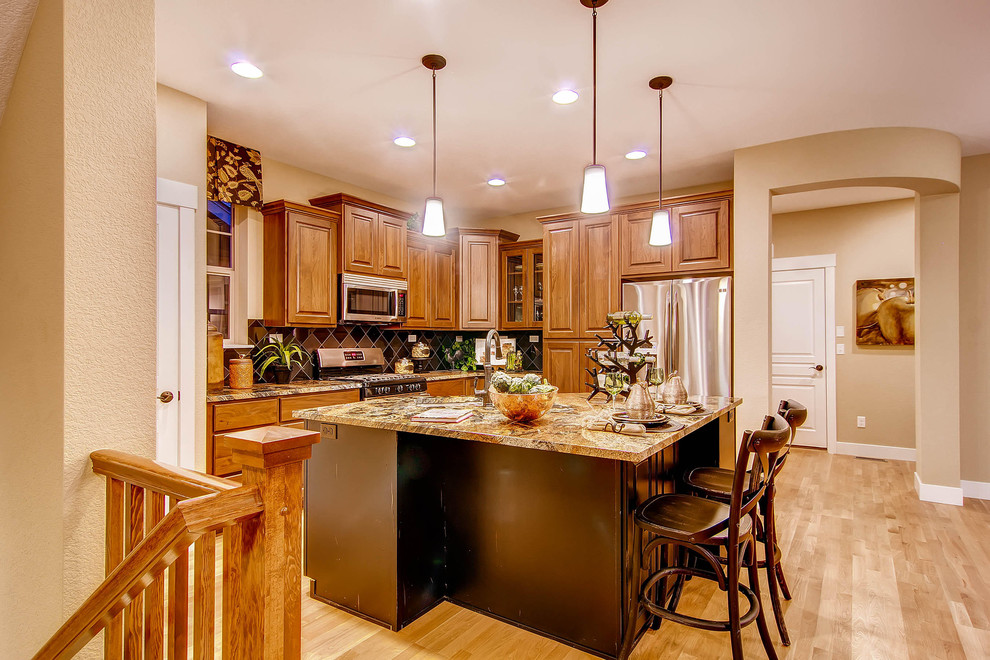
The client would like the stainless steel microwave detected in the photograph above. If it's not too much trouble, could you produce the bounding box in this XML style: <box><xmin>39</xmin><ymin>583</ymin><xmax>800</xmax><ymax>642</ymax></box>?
<box><xmin>339</xmin><ymin>273</ymin><xmax>407</xmax><ymax>324</ymax></box>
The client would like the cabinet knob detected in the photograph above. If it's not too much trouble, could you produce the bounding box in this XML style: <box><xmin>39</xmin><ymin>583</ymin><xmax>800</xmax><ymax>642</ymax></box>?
<box><xmin>158</xmin><ymin>391</ymin><xmax>174</xmax><ymax>403</ymax></box>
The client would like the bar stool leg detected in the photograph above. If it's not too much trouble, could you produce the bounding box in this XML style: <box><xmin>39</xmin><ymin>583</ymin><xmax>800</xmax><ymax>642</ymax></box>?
<box><xmin>763</xmin><ymin>485</ymin><xmax>790</xmax><ymax>645</ymax></box>
<box><xmin>727</xmin><ymin>541</ymin><xmax>744</xmax><ymax>660</ymax></box>
<box><xmin>746</xmin><ymin>535</ymin><xmax>779</xmax><ymax>660</ymax></box>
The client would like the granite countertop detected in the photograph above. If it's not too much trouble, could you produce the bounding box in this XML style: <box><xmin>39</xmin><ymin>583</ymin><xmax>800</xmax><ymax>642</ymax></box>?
<box><xmin>207</xmin><ymin>379</ymin><xmax>362</xmax><ymax>403</ymax></box>
<box><xmin>207</xmin><ymin>370</ymin><xmax>541</xmax><ymax>403</ymax></box>
<box><xmin>294</xmin><ymin>393</ymin><xmax>740</xmax><ymax>463</ymax></box>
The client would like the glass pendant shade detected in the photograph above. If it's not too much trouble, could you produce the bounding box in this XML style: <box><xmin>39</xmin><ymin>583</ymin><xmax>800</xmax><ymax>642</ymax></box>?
<box><xmin>422</xmin><ymin>197</ymin><xmax>446</xmax><ymax>236</ymax></box>
<box><xmin>580</xmin><ymin>164</ymin><xmax>610</xmax><ymax>214</ymax></box>
<box><xmin>649</xmin><ymin>208</ymin><xmax>672</xmax><ymax>246</ymax></box>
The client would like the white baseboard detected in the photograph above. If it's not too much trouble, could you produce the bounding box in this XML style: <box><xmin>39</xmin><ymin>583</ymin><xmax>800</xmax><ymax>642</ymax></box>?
<box><xmin>914</xmin><ymin>472</ymin><xmax>965</xmax><ymax>506</ymax></box>
<box><xmin>834</xmin><ymin>441</ymin><xmax>916</xmax><ymax>462</ymax></box>
<box><xmin>961</xmin><ymin>480</ymin><xmax>990</xmax><ymax>501</ymax></box>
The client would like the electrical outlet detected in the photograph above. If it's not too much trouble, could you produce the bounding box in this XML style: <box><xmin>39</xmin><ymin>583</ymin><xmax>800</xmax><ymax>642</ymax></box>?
<box><xmin>270</xmin><ymin>333</ymin><xmax>283</xmax><ymax>343</ymax></box>
<box><xmin>455</xmin><ymin>335</ymin><xmax>463</xmax><ymax>342</ymax></box>
<box><xmin>837</xmin><ymin>343</ymin><xmax>845</xmax><ymax>354</ymax></box>
<box><xmin>857</xmin><ymin>416</ymin><xmax>866</xmax><ymax>428</ymax></box>
<box><xmin>836</xmin><ymin>325</ymin><xmax>845</xmax><ymax>337</ymax></box>
<box><xmin>407</xmin><ymin>334</ymin><xmax>417</xmax><ymax>342</ymax></box>
<box><xmin>529</xmin><ymin>335</ymin><xmax>540</xmax><ymax>343</ymax></box>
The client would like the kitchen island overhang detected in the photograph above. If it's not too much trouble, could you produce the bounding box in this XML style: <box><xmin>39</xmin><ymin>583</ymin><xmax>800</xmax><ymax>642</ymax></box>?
<box><xmin>296</xmin><ymin>394</ymin><xmax>740</xmax><ymax>659</ymax></box>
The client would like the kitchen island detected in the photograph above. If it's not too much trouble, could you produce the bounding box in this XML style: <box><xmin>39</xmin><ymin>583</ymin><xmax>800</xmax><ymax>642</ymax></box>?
<box><xmin>296</xmin><ymin>393</ymin><xmax>739</xmax><ymax>659</ymax></box>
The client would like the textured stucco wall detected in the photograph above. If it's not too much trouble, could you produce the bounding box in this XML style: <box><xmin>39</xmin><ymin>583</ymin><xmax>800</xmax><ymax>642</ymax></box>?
<box><xmin>157</xmin><ymin>84</ymin><xmax>208</xmax><ymax>470</ymax></box>
<box><xmin>734</xmin><ymin>127</ymin><xmax>961</xmax><ymax>491</ymax></box>
<box><xmin>959</xmin><ymin>154</ymin><xmax>990</xmax><ymax>484</ymax></box>
<box><xmin>773</xmin><ymin>199</ymin><xmax>916</xmax><ymax>449</ymax></box>
<box><xmin>61</xmin><ymin>0</ymin><xmax>157</xmax><ymax>642</ymax></box>
<box><xmin>0</xmin><ymin>0</ymin><xmax>65</xmax><ymax>654</ymax></box>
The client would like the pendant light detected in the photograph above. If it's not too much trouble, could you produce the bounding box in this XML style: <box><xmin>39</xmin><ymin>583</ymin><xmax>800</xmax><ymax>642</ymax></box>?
<box><xmin>579</xmin><ymin>0</ymin><xmax>610</xmax><ymax>214</ymax></box>
<box><xmin>422</xmin><ymin>54</ymin><xmax>447</xmax><ymax>236</ymax></box>
<box><xmin>648</xmin><ymin>76</ymin><xmax>673</xmax><ymax>246</ymax></box>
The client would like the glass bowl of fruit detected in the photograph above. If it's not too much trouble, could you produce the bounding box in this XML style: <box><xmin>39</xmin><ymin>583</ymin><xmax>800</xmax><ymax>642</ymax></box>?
<box><xmin>488</xmin><ymin>373</ymin><xmax>558</xmax><ymax>422</ymax></box>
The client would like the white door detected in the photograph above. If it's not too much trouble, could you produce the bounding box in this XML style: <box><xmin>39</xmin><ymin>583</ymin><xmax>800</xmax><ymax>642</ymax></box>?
<box><xmin>771</xmin><ymin>268</ymin><xmax>827</xmax><ymax>448</ymax></box>
<box><xmin>157</xmin><ymin>179</ymin><xmax>197</xmax><ymax>468</ymax></box>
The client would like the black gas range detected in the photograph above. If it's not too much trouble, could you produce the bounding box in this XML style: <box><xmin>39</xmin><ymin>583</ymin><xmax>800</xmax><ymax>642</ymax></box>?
<box><xmin>312</xmin><ymin>348</ymin><xmax>427</xmax><ymax>399</ymax></box>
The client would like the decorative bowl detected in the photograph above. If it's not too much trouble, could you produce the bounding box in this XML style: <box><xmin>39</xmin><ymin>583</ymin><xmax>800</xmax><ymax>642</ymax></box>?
<box><xmin>489</xmin><ymin>387</ymin><xmax>559</xmax><ymax>422</ymax></box>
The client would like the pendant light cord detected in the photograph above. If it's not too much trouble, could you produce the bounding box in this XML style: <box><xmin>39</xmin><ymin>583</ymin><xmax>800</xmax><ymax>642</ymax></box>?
<box><xmin>592</xmin><ymin>3</ymin><xmax>598</xmax><ymax>165</ymax></box>
<box><xmin>658</xmin><ymin>86</ymin><xmax>663</xmax><ymax>204</ymax></box>
<box><xmin>432</xmin><ymin>68</ymin><xmax>438</xmax><ymax>197</ymax></box>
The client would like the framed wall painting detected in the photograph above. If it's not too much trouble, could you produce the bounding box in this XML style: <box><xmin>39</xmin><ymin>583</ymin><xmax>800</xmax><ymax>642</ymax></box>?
<box><xmin>855</xmin><ymin>278</ymin><xmax>915</xmax><ymax>346</ymax></box>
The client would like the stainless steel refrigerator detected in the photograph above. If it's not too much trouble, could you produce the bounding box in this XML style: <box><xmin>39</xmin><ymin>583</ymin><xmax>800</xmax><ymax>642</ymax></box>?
<box><xmin>622</xmin><ymin>276</ymin><xmax>732</xmax><ymax>398</ymax></box>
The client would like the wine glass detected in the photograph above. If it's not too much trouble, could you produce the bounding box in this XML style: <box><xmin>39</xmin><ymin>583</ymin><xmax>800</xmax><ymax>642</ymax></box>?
<box><xmin>647</xmin><ymin>363</ymin><xmax>664</xmax><ymax>410</ymax></box>
<box><xmin>604</xmin><ymin>372</ymin><xmax>629</xmax><ymax>419</ymax></box>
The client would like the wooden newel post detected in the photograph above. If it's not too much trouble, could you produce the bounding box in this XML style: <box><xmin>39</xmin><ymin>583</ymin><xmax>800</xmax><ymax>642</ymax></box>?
<box><xmin>223</xmin><ymin>426</ymin><xmax>320</xmax><ymax>659</ymax></box>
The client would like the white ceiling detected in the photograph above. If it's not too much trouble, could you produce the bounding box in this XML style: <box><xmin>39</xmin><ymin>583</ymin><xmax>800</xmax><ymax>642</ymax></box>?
<box><xmin>156</xmin><ymin>0</ymin><xmax>990</xmax><ymax>223</ymax></box>
<box><xmin>772</xmin><ymin>187</ymin><xmax>914</xmax><ymax>215</ymax></box>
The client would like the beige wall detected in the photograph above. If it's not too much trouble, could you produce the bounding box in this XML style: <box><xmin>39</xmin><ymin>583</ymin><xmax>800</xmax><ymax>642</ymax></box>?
<box><xmin>0</xmin><ymin>0</ymin><xmax>66</xmax><ymax>654</ymax></box>
<box><xmin>473</xmin><ymin>181</ymin><xmax>734</xmax><ymax>240</ymax></box>
<box><xmin>958</xmin><ymin>154</ymin><xmax>990</xmax><ymax>484</ymax></box>
<box><xmin>0</xmin><ymin>0</ymin><xmax>157</xmax><ymax>655</ymax></box>
<box><xmin>773</xmin><ymin>199</ymin><xmax>916</xmax><ymax>449</ymax></box>
<box><xmin>156</xmin><ymin>84</ymin><xmax>208</xmax><ymax>470</ymax></box>
<box><xmin>734</xmin><ymin>127</ymin><xmax>961</xmax><ymax>493</ymax></box>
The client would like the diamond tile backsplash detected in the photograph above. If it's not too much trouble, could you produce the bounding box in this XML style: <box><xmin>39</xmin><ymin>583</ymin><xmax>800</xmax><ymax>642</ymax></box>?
<box><xmin>242</xmin><ymin>321</ymin><xmax>543</xmax><ymax>383</ymax></box>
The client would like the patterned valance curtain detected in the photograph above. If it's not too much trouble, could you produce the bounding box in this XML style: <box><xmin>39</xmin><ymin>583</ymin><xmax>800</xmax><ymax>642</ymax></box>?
<box><xmin>207</xmin><ymin>135</ymin><xmax>263</xmax><ymax>209</ymax></box>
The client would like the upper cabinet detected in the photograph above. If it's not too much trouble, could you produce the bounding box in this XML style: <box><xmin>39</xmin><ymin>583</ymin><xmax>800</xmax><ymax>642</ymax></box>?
<box><xmin>670</xmin><ymin>197</ymin><xmax>731</xmax><ymax>272</ymax></box>
<box><xmin>499</xmin><ymin>239</ymin><xmax>543</xmax><ymax>331</ymax></box>
<box><xmin>262</xmin><ymin>200</ymin><xmax>339</xmax><ymax>327</ymax></box>
<box><xmin>457</xmin><ymin>229</ymin><xmax>519</xmax><ymax>330</ymax></box>
<box><xmin>309</xmin><ymin>193</ymin><xmax>411</xmax><ymax>280</ymax></box>
<box><xmin>541</xmin><ymin>215</ymin><xmax>620</xmax><ymax>339</ymax></box>
<box><xmin>405</xmin><ymin>234</ymin><xmax>458</xmax><ymax>330</ymax></box>
<box><xmin>618</xmin><ymin>192</ymin><xmax>732</xmax><ymax>278</ymax></box>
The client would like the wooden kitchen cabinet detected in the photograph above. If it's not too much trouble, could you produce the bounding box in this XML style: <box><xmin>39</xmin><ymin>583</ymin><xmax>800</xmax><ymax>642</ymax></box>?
<box><xmin>262</xmin><ymin>200</ymin><xmax>339</xmax><ymax>327</ymax></box>
<box><xmin>541</xmin><ymin>215</ymin><xmax>619</xmax><ymax>339</ymax></box>
<box><xmin>671</xmin><ymin>197</ymin><xmax>731</xmax><ymax>272</ymax></box>
<box><xmin>208</xmin><ymin>389</ymin><xmax>360</xmax><ymax>476</ymax></box>
<box><xmin>499</xmin><ymin>239</ymin><xmax>543</xmax><ymax>330</ymax></box>
<box><xmin>543</xmin><ymin>340</ymin><xmax>596</xmax><ymax>394</ymax></box>
<box><xmin>458</xmin><ymin>229</ymin><xmax>519</xmax><ymax>330</ymax></box>
<box><xmin>618</xmin><ymin>192</ymin><xmax>732</xmax><ymax>277</ymax></box>
<box><xmin>405</xmin><ymin>234</ymin><xmax>458</xmax><ymax>330</ymax></box>
<box><xmin>309</xmin><ymin>193</ymin><xmax>411</xmax><ymax>279</ymax></box>
<box><xmin>619</xmin><ymin>207</ymin><xmax>672</xmax><ymax>276</ymax></box>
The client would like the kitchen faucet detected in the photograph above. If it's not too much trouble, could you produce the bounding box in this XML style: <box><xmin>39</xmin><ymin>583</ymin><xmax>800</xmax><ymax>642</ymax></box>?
<box><xmin>477</xmin><ymin>328</ymin><xmax>504</xmax><ymax>406</ymax></box>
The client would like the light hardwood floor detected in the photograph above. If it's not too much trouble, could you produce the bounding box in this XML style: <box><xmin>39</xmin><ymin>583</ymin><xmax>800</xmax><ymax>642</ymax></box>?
<box><xmin>289</xmin><ymin>449</ymin><xmax>988</xmax><ymax>659</ymax></box>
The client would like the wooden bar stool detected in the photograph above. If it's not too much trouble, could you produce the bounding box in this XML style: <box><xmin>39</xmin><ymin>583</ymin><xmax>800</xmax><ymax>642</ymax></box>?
<box><xmin>627</xmin><ymin>415</ymin><xmax>792</xmax><ymax>659</ymax></box>
<box><xmin>682</xmin><ymin>399</ymin><xmax>808</xmax><ymax>645</ymax></box>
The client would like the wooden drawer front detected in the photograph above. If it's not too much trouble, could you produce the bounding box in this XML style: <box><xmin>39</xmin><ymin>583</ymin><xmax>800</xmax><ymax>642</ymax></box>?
<box><xmin>426</xmin><ymin>379</ymin><xmax>467</xmax><ymax>397</ymax></box>
<box><xmin>213</xmin><ymin>399</ymin><xmax>279</xmax><ymax>432</ymax></box>
<box><xmin>280</xmin><ymin>390</ymin><xmax>360</xmax><ymax>422</ymax></box>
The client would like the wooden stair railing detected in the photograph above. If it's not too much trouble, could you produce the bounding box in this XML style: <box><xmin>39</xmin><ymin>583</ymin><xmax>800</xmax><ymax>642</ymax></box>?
<box><xmin>33</xmin><ymin>425</ymin><xmax>320</xmax><ymax>660</ymax></box>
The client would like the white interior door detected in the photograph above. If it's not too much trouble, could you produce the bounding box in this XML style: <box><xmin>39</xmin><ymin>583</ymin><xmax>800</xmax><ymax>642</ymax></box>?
<box><xmin>772</xmin><ymin>268</ymin><xmax>828</xmax><ymax>448</ymax></box>
<box><xmin>157</xmin><ymin>179</ymin><xmax>197</xmax><ymax>468</ymax></box>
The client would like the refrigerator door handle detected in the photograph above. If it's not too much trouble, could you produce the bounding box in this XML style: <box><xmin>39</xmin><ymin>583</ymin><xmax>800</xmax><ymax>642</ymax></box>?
<box><xmin>669</xmin><ymin>288</ymin><xmax>679</xmax><ymax>376</ymax></box>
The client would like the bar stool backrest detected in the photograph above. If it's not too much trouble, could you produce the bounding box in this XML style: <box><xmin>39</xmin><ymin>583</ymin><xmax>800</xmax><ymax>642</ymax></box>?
<box><xmin>773</xmin><ymin>399</ymin><xmax>808</xmax><ymax>477</ymax></box>
<box><xmin>728</xmin><ymin>414</ymin><xmax>791</xmax><ymax>546</ymax></box>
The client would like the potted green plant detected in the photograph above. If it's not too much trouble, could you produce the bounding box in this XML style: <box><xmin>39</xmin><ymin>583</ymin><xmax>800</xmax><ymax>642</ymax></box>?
<box><xmin>254</xmin><ymin>336</ymin><xmax>306</xmax><ymax>384</ymax></box>
<box><xmin>443</xmin><ymin>338</ymin><xmax>477</xmax><ymax>371</ymax></box>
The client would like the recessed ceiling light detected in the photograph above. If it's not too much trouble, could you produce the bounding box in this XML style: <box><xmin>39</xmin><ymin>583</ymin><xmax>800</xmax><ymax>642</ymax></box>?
<box><xmin>552</xmin><ymin>89</ymin><xmax>579</xmax><ymax>105</ymax></box>
<box><xmin>230</xmin><ymin>61</ymin><xmax>263</xmax><ymax>79</ymax></box>
<box><xmin>394</xmin><ymin>136</ymin><xmax>416</xmax><ymax>147</ymax></box>
<box><xmin>625</xmin><ymin>149</ymin><xmax>648</xmax><ymax>160</ymax></box>
<box><xmin>487</xmin><ymin>178</ymin><xmax>506</xmax><ymax>187</ymax></box>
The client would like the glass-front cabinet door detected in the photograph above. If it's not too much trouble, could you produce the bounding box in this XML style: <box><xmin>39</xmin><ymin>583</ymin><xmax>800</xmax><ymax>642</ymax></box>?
<box><xmin>532</xmin><ymin>251</ymin><xmax>544</xmax><ymax>324</ymax></box>
<box><xmin>500</xmin><ymin>241</ymin><xmax>544</xmax><ymax>330</ymax></box>
<box><xmin>502</xmin><ymin>249</ymin><xmax>526</xmax><ymax>329</ymax></box>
